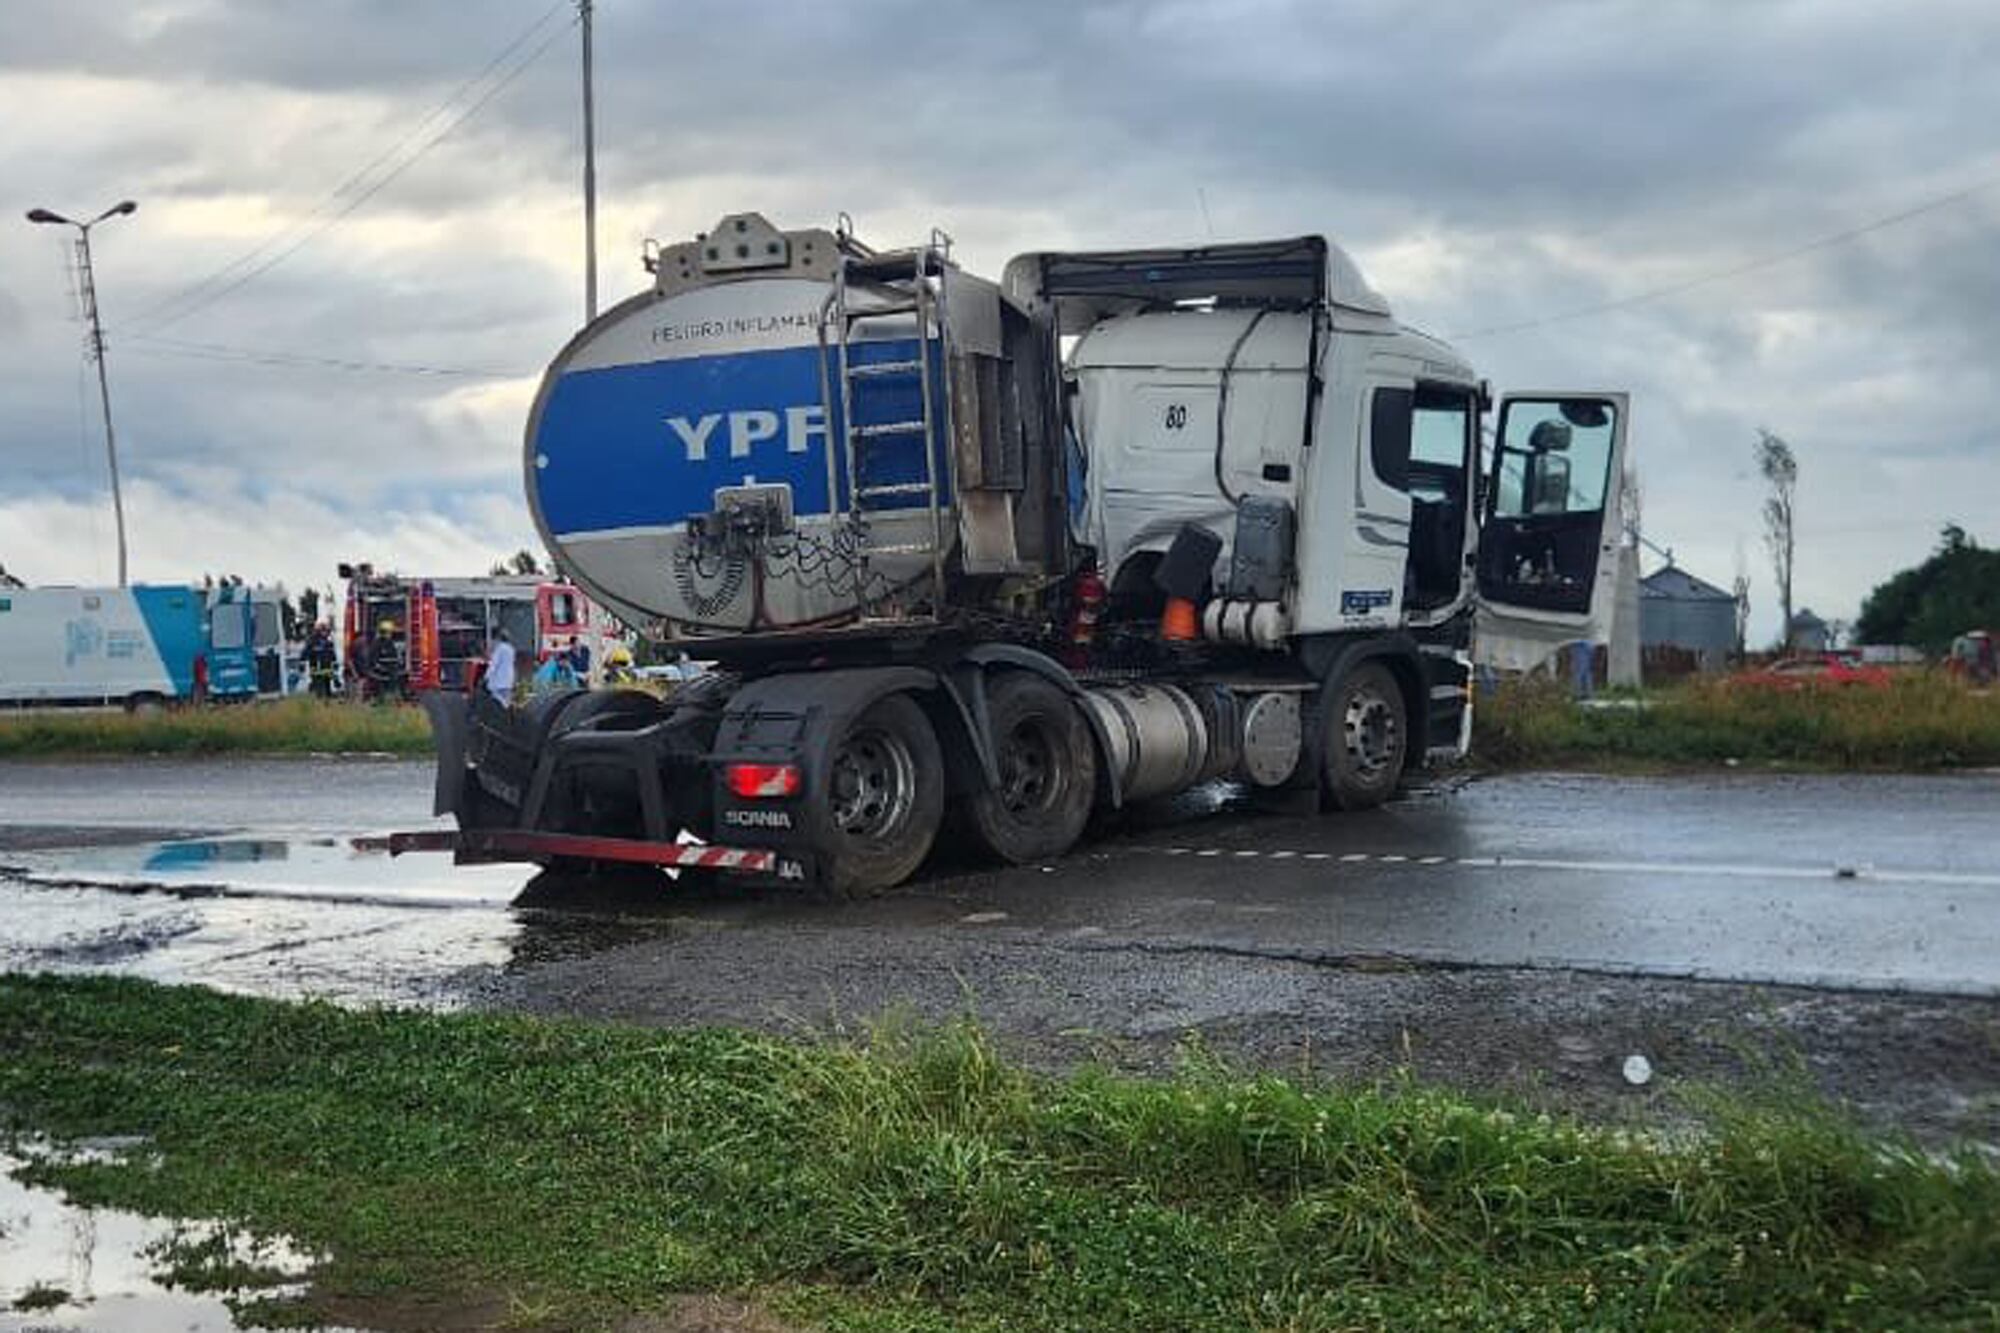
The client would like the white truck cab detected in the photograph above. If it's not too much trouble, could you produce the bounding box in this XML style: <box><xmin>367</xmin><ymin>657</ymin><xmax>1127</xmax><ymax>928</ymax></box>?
<box><xmin>1023</xmin><ymin>236</ymin><xmax>1627</xmax><ymax>669</ymax></box>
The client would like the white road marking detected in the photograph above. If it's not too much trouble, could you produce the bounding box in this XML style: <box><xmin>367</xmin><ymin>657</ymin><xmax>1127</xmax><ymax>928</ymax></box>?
<box><xmin>1131</xmin><ymin>845</ymin><xmax>2000</xmax><ymax>889</ymax></box>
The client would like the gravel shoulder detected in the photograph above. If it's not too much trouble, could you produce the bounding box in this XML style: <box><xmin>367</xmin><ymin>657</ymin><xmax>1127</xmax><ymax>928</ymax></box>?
<box><xmin>475</xmin><ymin>905</ymin><xmax>2000</xmax><ymax>1145</ymax></box>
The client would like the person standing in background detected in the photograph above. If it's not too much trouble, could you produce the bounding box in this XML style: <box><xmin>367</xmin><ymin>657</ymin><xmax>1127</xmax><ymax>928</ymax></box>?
<box><xmin>304</xmin><ymin>624</ymin><xmax>338</xmax><ymax>698</ymax></box>
<box><xmin>485</xmin><ymin>628</ymin><xmax>517</xmax><ymax>705</ymax></box>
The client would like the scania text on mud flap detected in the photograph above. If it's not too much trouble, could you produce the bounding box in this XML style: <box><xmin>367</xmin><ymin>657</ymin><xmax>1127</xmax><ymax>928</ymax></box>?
<box><xmin>408</xmin><ymin>212</ymin><xmax>1628</xmax><ymax>896</ymax></box>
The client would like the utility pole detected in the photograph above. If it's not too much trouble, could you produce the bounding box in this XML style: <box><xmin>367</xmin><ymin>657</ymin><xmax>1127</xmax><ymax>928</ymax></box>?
<box><xmin>27</xmin><ymin>201</ymin><xmax>138</xmax><ymax>587</ymax></box>
<box><xmin>580</xmin><ymin>0</ymin><xmax>598</xmax><ymax>322</ymax></box>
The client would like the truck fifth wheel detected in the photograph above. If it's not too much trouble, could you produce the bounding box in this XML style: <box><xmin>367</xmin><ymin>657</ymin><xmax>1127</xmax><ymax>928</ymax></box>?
<box><xmin>419</xmin><ymin>212</ymin><xmax>1629</xmax><ymax>895</ymax></box>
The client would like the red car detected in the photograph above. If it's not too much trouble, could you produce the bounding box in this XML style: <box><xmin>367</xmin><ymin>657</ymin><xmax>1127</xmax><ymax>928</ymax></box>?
<box><xmin>1736</xmin><ymin>653</ymin><xmax>1893</xmax><ymax>691</ymax></box>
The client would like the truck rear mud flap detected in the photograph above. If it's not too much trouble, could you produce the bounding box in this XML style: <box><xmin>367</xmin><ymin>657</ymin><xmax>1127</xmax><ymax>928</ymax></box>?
<box><xmin>356</xmin><ymin>828</ymin><xmax>807</xmax><ymax>881</ymax></box>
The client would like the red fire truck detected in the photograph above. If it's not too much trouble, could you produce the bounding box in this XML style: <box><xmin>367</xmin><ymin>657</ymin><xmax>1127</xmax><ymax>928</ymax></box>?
<box><xmin>337</xmin><ymin>563</ymin><xmax>610</xmax><ymax>699</ymax></box>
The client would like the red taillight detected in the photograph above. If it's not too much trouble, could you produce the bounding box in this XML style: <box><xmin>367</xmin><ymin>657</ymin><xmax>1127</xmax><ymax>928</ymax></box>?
<box><xmin>725</xmin><ymin>763</ymin><xmax>801</xmax><ymax>799</ymax></box>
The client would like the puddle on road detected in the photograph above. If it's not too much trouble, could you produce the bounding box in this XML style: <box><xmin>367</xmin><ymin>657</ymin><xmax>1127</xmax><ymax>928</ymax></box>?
<box><xmin>8</xmin><ymin>836</ymin><xmax>534</xmax><ymax>910</ymax></box>
<box><xmin>0</xmin><ymin>1145</ymin><xmax>360</xmax><ymax>1333</ymax></box>
<box><xmin>0</xmin><ymin>836</ymin><xmax>713</xmax><ymax>1009</ymax></box>
<box><xmin>0</xmin><ymin>837</ymin><xmax>535</xmax><ymax>1008</ymax></box>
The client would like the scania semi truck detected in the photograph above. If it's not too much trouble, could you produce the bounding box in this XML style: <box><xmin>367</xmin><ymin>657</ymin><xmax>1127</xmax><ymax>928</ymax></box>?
<box><xmin>415</xmin><ymin>213</ymin><xmax>1627</xmax><ymax>895</ymax></box>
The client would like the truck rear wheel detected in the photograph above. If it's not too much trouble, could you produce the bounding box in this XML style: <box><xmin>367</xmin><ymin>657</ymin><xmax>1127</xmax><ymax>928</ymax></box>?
<box><xmin>812</xmin><ymin>693</ymin><xmax>944</xmax><ymax>897</ymax></box>
<box><xmin>961</xmin><ymin>674</ymin><xmax>1097</xmax><ymax>865</ymax></box>
<box><xmin>1321</xmin><ymin>661</ymin><xmax>1407</xmax><ymax>811</ymax></box>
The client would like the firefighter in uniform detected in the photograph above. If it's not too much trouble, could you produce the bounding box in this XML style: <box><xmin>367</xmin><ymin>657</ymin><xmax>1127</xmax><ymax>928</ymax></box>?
<box><xmin>366</xmin><ymin>619</ymin><xmax>404</xmax><ymax>701</ymax></box>
<box><xmin>304</xmin><ymin>623</ymin><xmax>339</xmax><ymax>698</ymax></box>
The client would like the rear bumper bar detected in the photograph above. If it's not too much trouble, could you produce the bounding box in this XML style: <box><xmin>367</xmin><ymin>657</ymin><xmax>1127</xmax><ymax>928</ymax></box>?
<box><xmin>353</xmin><ymin>829</ymin><xmax>785</xmax><ymax>876</ymax></box>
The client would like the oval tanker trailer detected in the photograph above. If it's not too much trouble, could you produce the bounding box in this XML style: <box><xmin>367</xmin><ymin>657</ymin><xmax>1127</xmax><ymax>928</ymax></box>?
<box><xmin>412</xmin><ymin>212</ymin><xmax>1628</xmax><ymax>895</ymax></box>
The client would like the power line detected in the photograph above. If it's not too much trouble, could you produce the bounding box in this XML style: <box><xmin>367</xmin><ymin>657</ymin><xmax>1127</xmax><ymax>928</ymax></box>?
<box><xmin>124</xmin><ymin>333</ymin><xmax>527</xmax><ymax>379</ymax></box>
<box><xmin>1450</xmin><ymin>165</ymin><xmax>2000</xmax><ymax>341</ymax></box>
<box><xmin>126</xmin><ymin>0</ymin><xmax>570</xmax><ymax>332</ymax></box>
<box><xmin>127</xmin><ymin>1</ymin><xmax>576</xmax><ymax>335</ymax></box>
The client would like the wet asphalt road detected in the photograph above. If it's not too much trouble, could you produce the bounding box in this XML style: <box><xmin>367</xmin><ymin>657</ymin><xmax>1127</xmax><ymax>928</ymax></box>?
<box><xmin>4</xmin><ymin>759</ymin><xmax>1997</xmax><ymax>992</ymax></box>
<box><xmin>3</xmin><ymin>758</ymin><xmax>1999</xmax><ymax>1137</ymax></box>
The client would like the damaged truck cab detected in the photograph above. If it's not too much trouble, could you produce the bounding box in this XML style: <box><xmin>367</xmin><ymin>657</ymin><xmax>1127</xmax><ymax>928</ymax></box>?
<box><xmin>425</xmin><ymin>212</ymin><xmax>1627</xmax><ymax>894</ymax></box>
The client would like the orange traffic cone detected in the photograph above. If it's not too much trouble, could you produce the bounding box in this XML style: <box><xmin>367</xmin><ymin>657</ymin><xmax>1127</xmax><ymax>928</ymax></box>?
<box><xmin>1160</xmin><ymin>596</ymin><xmax>1199</xmax><ymax>642</ymax></box>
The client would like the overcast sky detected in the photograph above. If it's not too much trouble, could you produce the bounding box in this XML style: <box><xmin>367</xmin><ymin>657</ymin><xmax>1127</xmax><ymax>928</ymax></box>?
<box><xmin>3</xmin><ymin>0</ymin><xmax>1997</xmax><ymax>640</ymax></box>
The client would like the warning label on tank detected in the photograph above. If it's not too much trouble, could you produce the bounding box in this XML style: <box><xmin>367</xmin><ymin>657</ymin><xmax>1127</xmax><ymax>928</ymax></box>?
<box><xmin>652</xmin><ymin>309</ymin><xmax>822</xmax><ymax>348</ymax></box>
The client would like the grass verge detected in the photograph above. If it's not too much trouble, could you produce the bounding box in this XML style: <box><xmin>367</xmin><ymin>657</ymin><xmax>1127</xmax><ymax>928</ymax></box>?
<box><xmin>3</xmin><ymin>976</ymin><xmax>1996</xmax><ymax>1331</ymax></box>
<box><xmin>1475</xmin><ymin>671</ymin><xmax>2000</xmax><ymax>770</ymax></box>
<box><xmin>0</xmin><ymin>697</ymin><xmax>433</xmax><ymax>759</ymax></box>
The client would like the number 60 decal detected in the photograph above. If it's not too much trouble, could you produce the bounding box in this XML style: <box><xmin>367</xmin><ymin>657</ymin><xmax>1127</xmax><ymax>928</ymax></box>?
<box><xmin>1163</xmin><ymin>403</ymin><xmax>1189</xmax><ymax>430</ymax></box>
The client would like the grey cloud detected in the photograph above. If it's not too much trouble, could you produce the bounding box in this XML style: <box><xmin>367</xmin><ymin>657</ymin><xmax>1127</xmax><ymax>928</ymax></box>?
<box><xmin>5</xmin><ymin>0</ymin><xmax>1999</xmax><ymax>636</ymax></box>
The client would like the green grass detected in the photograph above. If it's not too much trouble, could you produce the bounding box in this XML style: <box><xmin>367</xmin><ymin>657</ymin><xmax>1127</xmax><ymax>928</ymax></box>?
<box><xmin>3</xmin><ymin>977</ymin><xmax>1996</xmax><ymax>1330</ymax></box>
<box><xmin>1475</xmin><ymin>670</ymin><xmax>2000</xmax><ymax>771</ymax></box>
<box><xmin>8</xmin><ymin>674</ymin><xmax>1992</xmax><ymax>772</ymax></box>
<box><xmin>0</xmin><ymin>697</ymin><xmax>433</xmax><ymax>758</ymax></box>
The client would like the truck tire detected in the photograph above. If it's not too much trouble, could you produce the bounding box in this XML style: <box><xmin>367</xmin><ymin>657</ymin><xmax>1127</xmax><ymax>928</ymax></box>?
<box><xmin>1321</xmin><ymin>660</ymin><xmax>1406</xmax><ymax>811</ymax></box>
<box><xmin>550</xmin><ymin>688</ymin><xmax>667</xmax><ymax>737</ymax></box>
<box><xmin>542</xmin><ymin>689</ymin><xmax>674</xmax><ymax>839</ymax></box>
<box><xmin>811</xmin><ymin>693</ymin><xmax>945</xmax><ymax>897</ymax></box>
<box><xmin>960</xmin><ymin>673</ymin><xmax>1097</xmax><ymax>865</ymax></box>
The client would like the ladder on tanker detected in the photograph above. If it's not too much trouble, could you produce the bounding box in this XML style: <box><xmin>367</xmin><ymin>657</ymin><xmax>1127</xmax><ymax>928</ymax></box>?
<box><xmin>821</xmin><ymin>224</ymin><xmax>953</xmax><ymax>617</ymax></box>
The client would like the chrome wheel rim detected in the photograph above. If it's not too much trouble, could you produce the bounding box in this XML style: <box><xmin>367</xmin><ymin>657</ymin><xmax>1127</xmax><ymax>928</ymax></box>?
<box><xmin>1342</xmin><ymin>688</ymin><xmax>1401</xmax><ymax>778</ymax></box>
<box><xmin>829</xmin><ymin>726</ymin><xmax>917</xmax><ymax>839</ymax></box>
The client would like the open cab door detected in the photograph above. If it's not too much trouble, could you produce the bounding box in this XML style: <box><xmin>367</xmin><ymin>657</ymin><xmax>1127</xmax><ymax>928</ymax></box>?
<box><xmin>1473</xmin><ymin>392</ymin><xmax>1629</xmax><ymax>671</ymax></box>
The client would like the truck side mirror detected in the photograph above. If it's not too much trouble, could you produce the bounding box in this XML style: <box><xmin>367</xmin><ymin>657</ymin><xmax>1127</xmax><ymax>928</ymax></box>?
<box><xmin>1529</xmin><ymin>454</ymin><xmax>1572</xmax><ymax>514</ymax></box>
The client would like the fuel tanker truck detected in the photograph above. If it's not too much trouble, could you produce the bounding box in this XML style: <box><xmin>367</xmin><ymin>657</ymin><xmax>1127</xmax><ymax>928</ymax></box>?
<box><xmin>412</xmin><ymin>212</ymin><xmax>1628</xmax><ymax>895</ymax></box>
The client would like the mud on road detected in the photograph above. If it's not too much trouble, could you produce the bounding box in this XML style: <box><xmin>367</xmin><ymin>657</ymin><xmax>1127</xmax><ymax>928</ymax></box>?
<box><xmin>2</xmin><ymin>760</ymin><xmax>1998</xmax><ymax>1143</ymax></box>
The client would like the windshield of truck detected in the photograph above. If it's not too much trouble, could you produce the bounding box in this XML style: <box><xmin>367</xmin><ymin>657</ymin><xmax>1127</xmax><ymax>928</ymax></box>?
<box><xmin>210</xmin><ymin>605</ymin><xmax>247</xmax><ymax>650</ymax></box>
<box><xmin>253</xmin><ymin>601</ymin><xmax>282</xmax><ymax>648</ymax></box>
<box><xmin>1409</xmin><ymin>390</ymin><xmax>1471</xmax><ymax>503</ymax></box>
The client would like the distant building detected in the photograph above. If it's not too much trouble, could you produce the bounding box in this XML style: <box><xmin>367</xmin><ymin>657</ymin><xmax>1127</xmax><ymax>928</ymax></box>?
<box><xmin>1788</xmin><ymin>608</ymin><xmax>1831</xmax><ymax>653</ymax></box>
<box><xmin>1639</xmin><ymin>564</ymin><xmax>1736</xmax><ymax>670</ymax></box>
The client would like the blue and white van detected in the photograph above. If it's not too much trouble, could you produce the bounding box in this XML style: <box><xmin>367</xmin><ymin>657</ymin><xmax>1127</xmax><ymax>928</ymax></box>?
<box><xmin>0</xmin><ymin>584</ymin><xmax>262</xmax><ymax>708</ymax></box>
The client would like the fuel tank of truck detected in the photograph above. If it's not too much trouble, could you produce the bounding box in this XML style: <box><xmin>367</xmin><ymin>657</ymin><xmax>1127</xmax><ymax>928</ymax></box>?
<box><xmin>525</xmin><ymin>214</ymin><xmax>1059</xmax><ymax>641</ymax></box>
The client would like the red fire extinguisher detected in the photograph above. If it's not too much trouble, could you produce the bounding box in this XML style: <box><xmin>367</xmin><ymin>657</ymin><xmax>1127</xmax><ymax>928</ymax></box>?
<box><xmin>1065</xmin><ymin>567</ymin><xmax>1106</xmax><ymax>666</ymax></box>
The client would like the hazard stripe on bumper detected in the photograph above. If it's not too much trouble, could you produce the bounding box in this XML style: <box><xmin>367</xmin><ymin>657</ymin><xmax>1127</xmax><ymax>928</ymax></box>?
<box><xmin>355</xmin><ymin>829</ymin><xmax>777</xmax><ymax>874</ymax></box>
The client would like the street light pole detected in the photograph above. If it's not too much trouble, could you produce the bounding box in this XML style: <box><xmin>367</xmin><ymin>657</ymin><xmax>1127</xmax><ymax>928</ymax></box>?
<box><xmin>580</xmin><ymin>0</ymin><xmax>598</xmax><ymax>322</ymax></box>
<box><xmin>27</xmin><ymin>200</ymin><xmax>138</xmax><ymax>587</ymax></box>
